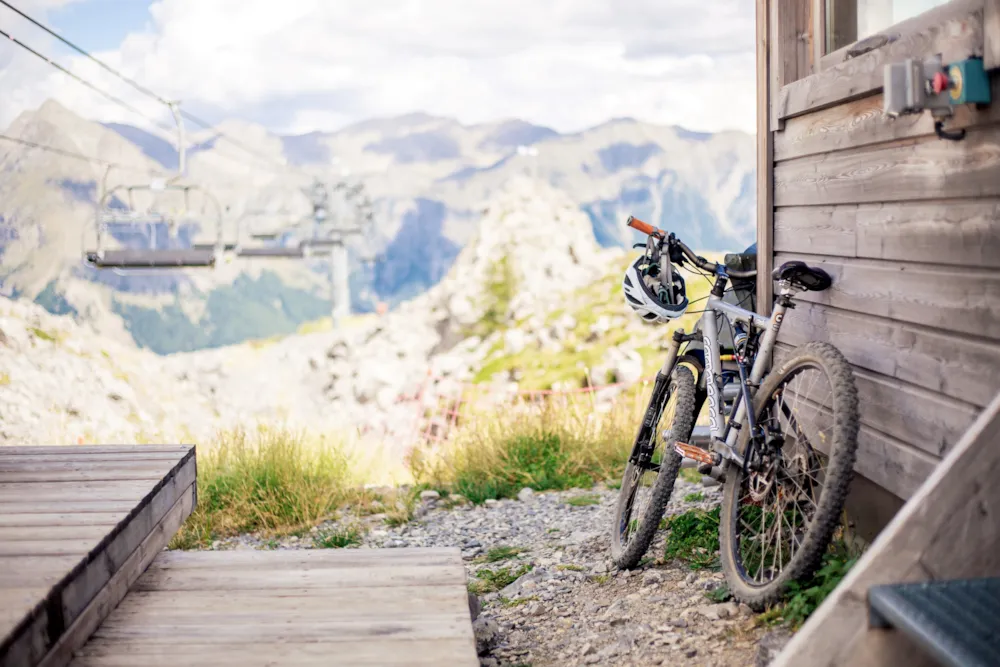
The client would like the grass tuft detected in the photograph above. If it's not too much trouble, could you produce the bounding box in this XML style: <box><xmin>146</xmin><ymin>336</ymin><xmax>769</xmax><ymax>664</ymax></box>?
<box><xmin>410</xmin><ymin>390</ymin><xmax>645</xmax><ymax>504</ymax></box>
<box><xmin>475</xmin><ymin>546</ymin><xmax>526</xmax><ymax>563</ymax></box>
<box><xmin>662</xmin><ymin>507</ymin><xmax>721</xmax><ymax>570</ymax></box>
<box><xmin>169</xmin><ymin>426</ymin><xmax>356</xmax><ymax>549</ymax></box>
<box><xmin>683</xmin><ymin>492</ymin><xmax>704</xmax><ymax>502</ymax></box>
<box><xmin>564</xmin><ymin>493</ymin><xmax>602</xmax><ymax>507</ymax></box>
<box><xmin>468</xmin><ymin>564</ymin><xmax>533</xmax><ymax>595</ymax></box>
<box><xmin>313</xmin><ymin>525</ymin><xmax>363</xmax><ymax>549</ymax></box>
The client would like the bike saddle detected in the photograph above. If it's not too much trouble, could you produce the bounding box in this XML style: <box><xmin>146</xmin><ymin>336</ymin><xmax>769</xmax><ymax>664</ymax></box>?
<box><xmin>771</xmin><ymin>261</ymin><xmax>832</xmax><ymax>292</ymax></box>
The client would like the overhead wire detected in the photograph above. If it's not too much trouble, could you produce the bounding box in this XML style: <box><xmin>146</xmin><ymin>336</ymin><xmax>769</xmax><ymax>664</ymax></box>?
<box><xmin>0</xmin><ymin>132</ymin><xmax>162</xmax><ymax>174</ymax></box>
<box><xmin>0</xmin><ymin>1</ymin><xmax>299</xmax><ymax>175</ymax></box>
<box><xmin>0</xmin><ymin>26</ymin><xmax>176</xmax><ymax>135</ymax></box>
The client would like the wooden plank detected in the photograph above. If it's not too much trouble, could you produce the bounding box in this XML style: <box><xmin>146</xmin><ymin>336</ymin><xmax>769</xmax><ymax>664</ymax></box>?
<box><xmin>778</xmin><ymin>301</ymin><xmax>1000</xmax><ymax>407</ymax></box>
<box><xmin>774</xmin><ymin>252</ymin><xmax>1000</xmax><ymax>340</ymax></box>
<box><xmin>70</xmin><ymin>640</ymin><xmax>479</xmax><ymax>667</ymax></box>
<box><xmin>758</xmin><ymin>0</ymin><xmax>776</xmax><ymax>314</ymax></box>
<box><xmin>0</xmin><ymin>514</ymin><xmax>125</xmax><ymax>529</ymax></box>
<box><xmin>131</xmin><ymin>565</ymin><xmax>467</xmax><ymax>592</ymax></box>
<box><xmin>38</xmin><ymin>484</ymin><xmax>196</xmax><ymax>667</ymax></box>
<box><xmin>775</xmin><ymin>0</ymin><xmax>985</xmax><ymax>121</ymax></box>
<box><xmin>151</xmin><ymin>547</ymin><xmax>464</xmax><ymax>570</ymax></box>
<box><xmin>0</xmin><ymin>501</ymin><xmax>145</xmax><ymax>514</ymax></box>
<box><xmin>773</xmin><ymin>200</ymin><xmax>1000</xmax><ymax>268</ymax></box>
<box><xmin>774</xmin><ymin>342</ymin><xmax>979</xmax><ymax>457</ymax></box>
<box><xmin>0</xmin><ymin>460</ymin><xmax>182</xmax><ymax>473</ymax></box>
<box><xmin>774</xmin><ymin>127</ymin><xmax>1000</xmax><ymax>207</ymax></box>
<box><xmin>812</xmin><ymin>0</ymin><xmax>826</xmax><ymax>70</ymax></box>
<box><xmin>0</xmin><ymin>483</ymin><xmax>165</xmax><ymax>502</ymax></box>
<box><xmin>774</xmin><ymin>76</ymin><xmax>1000</xmax><ymax>161</ymax></box>
<box><xmin>111</xmin><ymin>586</ymin><xmax>468</xmax><ymax>615</ymax></box>
<box><xmin>0</xmin><ymin>453</ymin><xmax>190</xmax><ymax>464</ymax></box>
<box><xmin>780</xmin><ymin>0</ymin><xmax>813</xmax><ymax>85</ymax></box>
<box><xmin>984</xmin><ymin>0</ymin><xmax>999</xmax><ymax>69</ymax></box>
<box><xmin>0</xmin><ymin>540</ymin><xmax>104</xmax><ymax>558</ymax></box>
<box><xmin>0</xmin><ymin>470</ymin><xmax>174</xmax><ymax>483</ymax></box>
<box><xmin>0</xmin><ymin>446</ymin><xmax>190</xmax><ymax>456</ymax></box>
<box><xmin>771</xmin><ymin>388</ymin><xmax>1000</xmax><ymax>666</ymax></box>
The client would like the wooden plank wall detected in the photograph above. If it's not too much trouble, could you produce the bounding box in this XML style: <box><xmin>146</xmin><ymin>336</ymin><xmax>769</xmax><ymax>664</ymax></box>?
<box><xmin>769</xmin><ymin>56</ymin><xmax>1000</xmax><ymax>504</ymax></box>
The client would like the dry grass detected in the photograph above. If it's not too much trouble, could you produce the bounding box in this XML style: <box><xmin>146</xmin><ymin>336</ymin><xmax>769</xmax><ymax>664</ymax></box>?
<box><xmin>409</xmin><ymin>387</ymin><xmax>648</xmax><ymax>503</ymax></box>
<box><xmin>170</xmin><ymin>426</ymin><xmax>358</xmax><ymax>549</ymax></box>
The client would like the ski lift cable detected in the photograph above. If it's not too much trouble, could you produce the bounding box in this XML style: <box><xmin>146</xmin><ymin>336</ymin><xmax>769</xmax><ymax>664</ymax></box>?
<box><xmin>0</xmin><ymin>1</ymin><xmax>305</xmax><ymax>176</ymax></box>
<box><xmin>0</xmin><ymin>132</ymin><xmax>163</xmax><ymax>174</ymax></box>
<box><xmin>0</xmin><ymin>27</ymin><xmax>177</xmax><ymax>135</ymax></box>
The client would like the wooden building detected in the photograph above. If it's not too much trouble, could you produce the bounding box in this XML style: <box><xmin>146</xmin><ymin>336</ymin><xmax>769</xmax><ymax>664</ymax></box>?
<box><xmin>754</xmin><ymin>0</ymin><xmax>1000</xmax><ymax>540</ymax></box>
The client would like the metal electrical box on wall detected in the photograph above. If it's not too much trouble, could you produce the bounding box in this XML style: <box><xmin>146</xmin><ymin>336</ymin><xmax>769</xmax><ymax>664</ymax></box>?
<box><xmin>884</xmin><ymin>56</ymin><xmax>991</xmax><ymax>117</ymax></box>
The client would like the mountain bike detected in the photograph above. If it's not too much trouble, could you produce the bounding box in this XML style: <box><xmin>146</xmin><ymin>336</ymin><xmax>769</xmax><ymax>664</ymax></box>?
<box><xmin>610</xmin><ymin>216</ymin><xmax>859</xmax><ymax>609</ymax></box>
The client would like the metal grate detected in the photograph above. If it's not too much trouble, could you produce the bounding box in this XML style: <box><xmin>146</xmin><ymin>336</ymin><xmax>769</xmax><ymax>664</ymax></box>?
<box><xmin>868</xmin><ymin>578</ymin><xmax>1000</xmax><ymax>667</ymax></box>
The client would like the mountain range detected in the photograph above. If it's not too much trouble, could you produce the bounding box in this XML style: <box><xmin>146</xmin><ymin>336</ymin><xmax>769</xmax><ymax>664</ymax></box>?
<box><xmin>0</xmin><ymin>100</ymin><xmax>755</xmax><ymax>353</ymax></box>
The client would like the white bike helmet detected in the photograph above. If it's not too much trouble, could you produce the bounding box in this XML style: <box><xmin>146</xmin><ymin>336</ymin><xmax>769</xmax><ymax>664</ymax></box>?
<box><xmin>622</xmin><ymin>256</ymin><xmax>689</xmax><ymax>323</ymax></box>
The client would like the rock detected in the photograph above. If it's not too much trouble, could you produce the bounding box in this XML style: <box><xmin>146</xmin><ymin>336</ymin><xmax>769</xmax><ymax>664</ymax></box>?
<box><xmin>419</xmin><ymin>490</ymin><xmax>441</xmax><ymax>502</ymax></box>
<box><xmin>517</xmin><ymin>487</ymin><xmax>535</xmax><ymax>502</ymax></box>
<box><xmin>484</xmin><ymin>499</ymin><xmax>501</xmax><ymax>508</ymax></box>
<box><xmin>473</xmin><ymin>616</ymin><xmax>500</xmax><ymax>655</ymax></box>
<box><xmin>642</xmin><ymin>570</ymin><xmax>664</xmax><ymax>586</ymax></box>
<box><xmin>756</xmin><ymin>629</ymin><xmax>793</xmax><ymax>666</ymax></box>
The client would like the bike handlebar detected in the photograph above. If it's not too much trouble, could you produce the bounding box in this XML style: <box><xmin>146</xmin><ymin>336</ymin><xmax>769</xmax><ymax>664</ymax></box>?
<box><xmin>625</xmin><ymin>216</ymin><xmax>757</xmax><ymax>280</ymax></box>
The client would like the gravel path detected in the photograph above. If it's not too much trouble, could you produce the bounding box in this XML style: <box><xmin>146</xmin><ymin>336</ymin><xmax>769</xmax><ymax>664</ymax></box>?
<box><xmin>205</xmin><ymin>477</ymin><xmax>770</xmax><ymax>666</ymax></box>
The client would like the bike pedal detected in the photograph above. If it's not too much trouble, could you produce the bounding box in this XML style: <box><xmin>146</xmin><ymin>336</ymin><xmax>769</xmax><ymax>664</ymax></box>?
<box><xmin>673</xmin><ymin>442</ymin><xmax>714</xmax><ymax>466</ymax></box>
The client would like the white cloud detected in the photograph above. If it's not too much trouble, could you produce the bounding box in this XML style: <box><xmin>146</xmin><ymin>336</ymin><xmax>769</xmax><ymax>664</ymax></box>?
<box><xmin>0</xmin><ymin>0</ymin><xmax>756</xmax><ymax>136</ymax></box>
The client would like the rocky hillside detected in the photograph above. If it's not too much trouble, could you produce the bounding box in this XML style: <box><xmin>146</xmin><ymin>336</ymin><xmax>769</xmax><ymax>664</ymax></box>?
<box><xmin>0</xmin><ymin>100</ymin><xmax>754</xmax><ymax>353</ymax></box>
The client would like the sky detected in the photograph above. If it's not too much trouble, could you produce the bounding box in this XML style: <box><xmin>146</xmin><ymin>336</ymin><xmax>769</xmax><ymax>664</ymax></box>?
<box><xmin>0</xmin><ymin>0</ymin><xmax>757</xmax><ymax>138</ymax></box>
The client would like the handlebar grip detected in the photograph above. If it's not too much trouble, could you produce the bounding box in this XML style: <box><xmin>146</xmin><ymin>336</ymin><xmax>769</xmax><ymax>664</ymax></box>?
<box><xmin>626</xmin><ymin>216</ymin><xmax>661</xmax><ymax>237</ymax></box>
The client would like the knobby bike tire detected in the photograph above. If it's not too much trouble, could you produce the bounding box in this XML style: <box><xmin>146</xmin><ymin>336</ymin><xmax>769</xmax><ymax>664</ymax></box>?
<box><xmin>719</xmin><ymin>341</ymin><xmax>859</xmax><ymax>609</ymax></box>
<box><xmin>611</xmin><ymin>364</ymin><xmax>697</xmax><ymax>570</ymax></box>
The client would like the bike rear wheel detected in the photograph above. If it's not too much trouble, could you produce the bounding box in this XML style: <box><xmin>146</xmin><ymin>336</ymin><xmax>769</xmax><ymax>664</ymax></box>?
<box><xmin>611</xmin><ymin>363</ymin><xmax>697</xmax><ymax>569</ymax></box>
<box><xmin>719</xmin><ymin>341</ymin><xmax>859</xmax><ymax>609</ymax></box>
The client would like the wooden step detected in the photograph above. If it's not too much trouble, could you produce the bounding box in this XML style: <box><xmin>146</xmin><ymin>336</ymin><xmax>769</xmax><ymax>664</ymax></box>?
<box><xmin>0</xmin><ymin>446</ymin><xmax>196</xmax><ymax>667</ymax></box>
<box><xmin>73</xmin><ymin>548</ymin><xmax>479</xmax><ymax>667</ymax></box>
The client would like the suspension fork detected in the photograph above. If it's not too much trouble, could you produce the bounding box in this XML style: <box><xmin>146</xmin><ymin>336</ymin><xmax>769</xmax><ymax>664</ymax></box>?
<box><xmin>629</xmin><ymin>328</ymin><xmax>687</xmax><ymax>468</ymax></box>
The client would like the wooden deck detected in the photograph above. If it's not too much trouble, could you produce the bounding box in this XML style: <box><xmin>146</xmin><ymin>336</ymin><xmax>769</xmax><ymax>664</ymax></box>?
<box><xmin>71</xmin><ymin>548</ymin><xmax>480</xmax><ymax>667</ymax></box>
<box><xmin>0</xmin><ymin>445</ymin><xmax>196</xmax><ymax>667</ymax></box>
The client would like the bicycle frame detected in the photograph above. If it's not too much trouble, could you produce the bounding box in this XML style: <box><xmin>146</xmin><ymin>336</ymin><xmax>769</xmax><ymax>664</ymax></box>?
<box><xmin>660</xmin><ymin>278</ymin><xmax>802</xmax><ymax>470</ymax></box>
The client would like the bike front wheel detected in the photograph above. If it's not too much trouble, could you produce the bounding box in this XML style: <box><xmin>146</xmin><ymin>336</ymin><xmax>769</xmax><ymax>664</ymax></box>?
<box><xmin>611</xmin><ymin>363</ymin><xmax>697</xmax><ymax>569</ymax></box>
<box><xmin>719</xmin><ymin>341</ymin><xmax>859</xmax><ymax>609</ymax></box>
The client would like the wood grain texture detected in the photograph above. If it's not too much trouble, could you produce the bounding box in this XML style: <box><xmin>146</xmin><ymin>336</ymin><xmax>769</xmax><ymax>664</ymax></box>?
<box><xmin>985</xmin><ymin>0</ymin><xmax>1000</xmax><ymax>68</ymax></box>
<box><xmin>774</xmin><ymin>200</ymin><xmax>1000</xmax><ymax>268</ymax></box>
<box><xmin>774</xmin><ymin>75</ymin><xmax>1000</xmax><ymax>161</ymax></box>
<box><xmin>778</xmin><ymin>301</ymin><xmax>1000</xmax><ymax>407</ymax></box>
<box><xmin>758</xmin><ymin>0</ymin><xmax>776</xmax><ymax>314</ymax></box>
<box><xmin>774</xmin><ymin>343</ymin><xmax>978</xmax><ymax>458</ymax></box>
<box><xmin>774</xmin><ymin>127</ymin><xmax>1000</xmax><ymax>207</ymax></box>
<box><xmin>776</xmin><ymin>0</ymin><xmax>985</xmax><ymax>120</ymax></box>
<box><xmin>74</xmin><ymin>548</ymin><xmax>479</xmax><ymax>667</ymax></box>
<box><xmin>70</xmin><ymin>640</ymin><xmax>478</xmax><ymax>667</ymax></box>
<box><xmin>771</xmin><ymin>388</ymin><xmax>1000</xmax><ymax>666</ymax></box>
<box><xmin>774</xmin><ymin>252</ymin><xmax>1000</xmax><ymax>339</ymax></box>
<box><xmin>38</xmin><ymin>486</ymin><xmax>195</xmax><ymax>667</ymax></box>
<box><xmin>0</xmin><ymin>445</ymin><xmax>194</xmax><ymax>667</ymax></box>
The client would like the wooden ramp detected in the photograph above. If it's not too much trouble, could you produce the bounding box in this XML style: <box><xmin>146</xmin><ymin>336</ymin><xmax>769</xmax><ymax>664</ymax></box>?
<box><xmin>0</xmin><ymin>445</ymin><xmax>196</xmax><ymax>667</ymax></box>
<box><xmin>772</xmin><ymin>389</ymin><xmax>1000</xmax><ymax>666</ymax></box>
<box><xmin>71</xmin><ymin>548</ymin><xmax>480</xmax><ymax>667</ymax></box>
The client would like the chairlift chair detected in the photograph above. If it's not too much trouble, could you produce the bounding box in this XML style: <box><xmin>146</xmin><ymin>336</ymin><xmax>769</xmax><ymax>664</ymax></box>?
<box><xmin>84</xmin><ymin>180</ymin><xmax>229</xmax><ymax>270</ymax></box>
